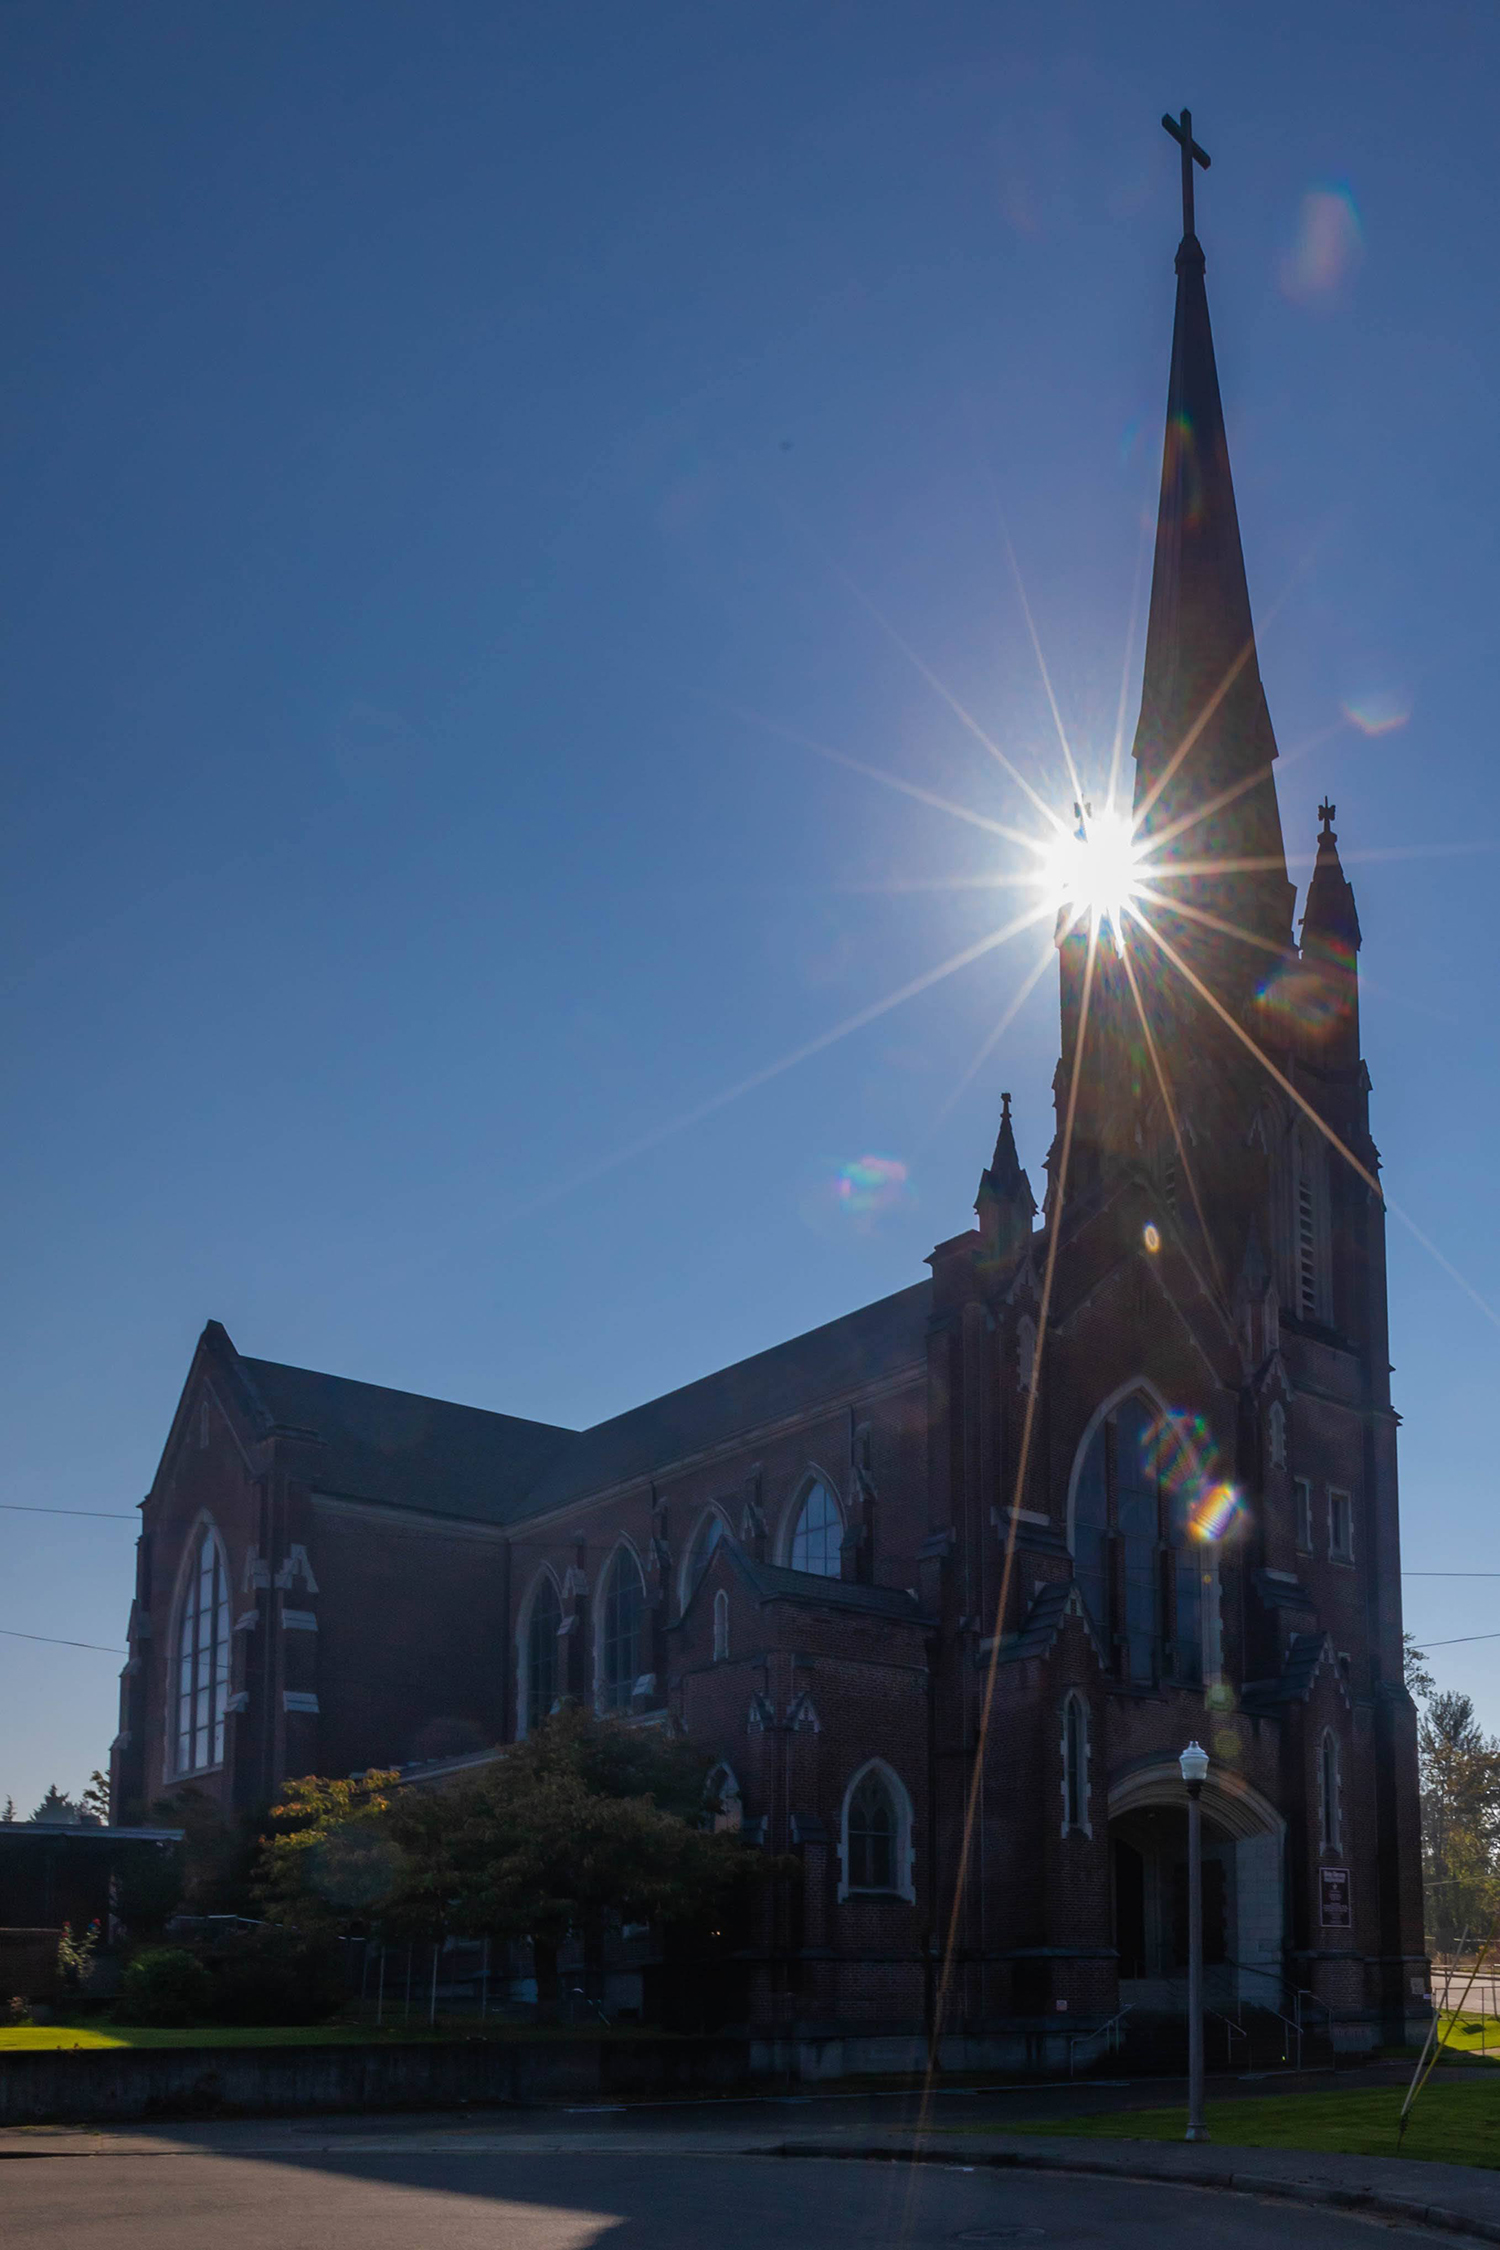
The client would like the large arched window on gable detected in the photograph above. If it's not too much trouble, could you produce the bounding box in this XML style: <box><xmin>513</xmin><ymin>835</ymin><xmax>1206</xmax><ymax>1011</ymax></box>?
<box><xmin>521</xmin><ymin>1572</ymin><xmax>561</xmax><ymax>1736</ymax></box>
<box><xmin>1071</xmin><ymin>1394</ymin><xmax>1202</xmax><ymax>1688</ymax></box>
<box><xmin>682</xmin><ymin>1510</ymin><xmax>726</xmax><ymax>1606</ymax></box>
<box><xmin>839</xmin><ymin>1760</ymin><xmax>914</xmax><ymax>1900</ymax></box>
<box><xmin>175</xmin><ymin>1522</ymin><xmax>231</xmax><ymax>1775</ymax></box>
<box><xmin>599</xmin><ymin>1546</ymin><xmax>644</xmax><ymax>1712</ymax></box>
<box><xmin>788</xmin><ymin>1478</ymin><xmax>842</xmax><ymax>1578</ymax></box>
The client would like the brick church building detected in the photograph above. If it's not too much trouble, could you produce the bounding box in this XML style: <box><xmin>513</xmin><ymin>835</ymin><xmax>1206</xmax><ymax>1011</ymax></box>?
<box><xmin>112</xmin><ymin>154</ymin><xmax>1427</xmax><ymax>2056</ymax></box>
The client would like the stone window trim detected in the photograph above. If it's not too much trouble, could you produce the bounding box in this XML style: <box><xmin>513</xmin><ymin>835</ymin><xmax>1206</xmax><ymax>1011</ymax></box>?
<box><xmin>1060</xmin><ymin>1690</ymin><xmax>1092</xmax><ymax>1838</ymax></box>
<box><xmin>706</xmin><ymin>1760</ymin><xmax>743</xmax><ymax>1833</ymax></box>
<box><xmin>1319</xmin><ymin>1727</ymin><xmax>1344</xmax><ymax>1856</ymax></box>
<box><xmin>168</xmin><ymin>1512</ymin><xmax>232</xmax><ymax>1782</ymax></box>
<box><xmin>777</xmin><ymin>1468</ymin><xmax>845</xmax><ymax>1579</ymax></box>
<box><xmin>1328</xmin><ymin>1486</ymin><xmax>1355</xmax><ymax>1565</ymax></box>
<box><xmin>595</xmin><ymin>1539</ymin><xmax>646</xmax><ymax>1714</ymax></box>
<box><xmin>516</xmin><ymin>1564</ymin><xmax>564</xmax><ymax>1739</ymax></box>
<box><xmin>837</xmin><ymin>1757</ymin><xmax>916</xmax><ymax>1904</ymax></box>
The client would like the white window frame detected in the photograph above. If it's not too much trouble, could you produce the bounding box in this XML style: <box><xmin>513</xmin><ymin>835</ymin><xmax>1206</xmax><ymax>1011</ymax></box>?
<box><xmin>778</xmin><ymin>1470</ymin><xmax>845</xmax><ymax>1578</ymax></box>
<box><xmin>1060</xmin><ymin>1691</ymin><xmax>1092</xmax><ymax>1838</ymax></box>
<box><xmin>516</xmin><ymin>1566</ymin><xmax>563</xmax><ymax>1739</ymax></box>
<box><xmin>1328</xmin><ymin>1486</ymin><xmax>1354</xmax><ymax>1563</ymax></box>
<box><xmin>837</xmin><ymin>1758</ymin><xmax>916</xmax><ymax>1903</ymax></box>
<box><xmin>1319</xmin><ymin>1727</ymin><xmax>1343</xmax><ymax>1854</ymax></box>
<box><xmin>170</xmin><ymin>1516</ymin><xmax>232</xmax><ymax>1778</ymax></box>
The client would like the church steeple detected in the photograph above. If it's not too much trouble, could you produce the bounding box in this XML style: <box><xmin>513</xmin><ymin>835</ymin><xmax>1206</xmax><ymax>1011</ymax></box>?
<box><xmin>1298</xmin><ymin>799</ymin><xmax>1362</xmax><ymax>1061</ymax></box>
<box><xmin>976</xmin><ymin>1090</ymin><xmax>1036</xmax><ymax>1260</ymax></box>
<box><xmin>1132</xmin><ymin>112</ymin><xmax>1296</xmax><ymax>981</ymax></box>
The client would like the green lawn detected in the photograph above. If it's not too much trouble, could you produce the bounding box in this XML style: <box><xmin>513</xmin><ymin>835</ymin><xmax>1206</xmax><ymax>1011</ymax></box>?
<box><xmin>995</xmin><ymin>2080</ymin><xmax>1500</xmax><ymax>2169</ymax></box>
<box><xmin>0</xmin><ymin>2018</ymin><xmax>658</xmax><ymax>2053</ymax></box>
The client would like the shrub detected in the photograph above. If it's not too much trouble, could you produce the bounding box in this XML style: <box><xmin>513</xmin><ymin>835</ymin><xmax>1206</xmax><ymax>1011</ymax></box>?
<box><xmin>116</xmin><ymin>1947</ymin><xmax>213</xmax><ymax>2026</ymax></box>
<box><xmin>201</xmin><ymin>1926</ymin><xmax>345</xmax><ymax>2026</ymax></box>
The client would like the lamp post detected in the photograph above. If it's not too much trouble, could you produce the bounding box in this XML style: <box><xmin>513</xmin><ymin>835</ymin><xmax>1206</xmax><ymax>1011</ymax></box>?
<box><xmin>1179</xmin><ymin>1739</ymin><xmax>1210</xmax><ymax>2143</ymax></box>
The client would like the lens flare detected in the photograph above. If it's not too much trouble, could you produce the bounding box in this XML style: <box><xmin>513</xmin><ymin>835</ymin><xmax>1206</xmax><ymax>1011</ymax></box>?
<box><xmin>1039</xmin><ymin>804</ymin><xmax>1144</xmax><ymax>931</ymax></box>
<box><xmin>1341</xmin><ymin>688</ymin><xmax>1412</xmax><ymax>736</ymax></box>
<box><xmin>1280</xmin><ymin>185</ymin><xmax>1364</xmax><ymax>305</ymax></box>
<box><xmin>834</xmin><ymin>1154</ymin><xmax>908</xmax><ymax>1217</ymax></box>
<box><xmin>1193</xmin><ymin>1480</ymin><xmax>1244</xmax><ymax>1542</ymax></box>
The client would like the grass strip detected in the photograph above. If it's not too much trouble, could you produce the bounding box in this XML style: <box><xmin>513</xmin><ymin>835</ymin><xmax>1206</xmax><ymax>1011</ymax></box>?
<box><xmin>977</xmin><ymin>2081</ymin><xmax>1500</xmax><ymax>2169</ymax></box>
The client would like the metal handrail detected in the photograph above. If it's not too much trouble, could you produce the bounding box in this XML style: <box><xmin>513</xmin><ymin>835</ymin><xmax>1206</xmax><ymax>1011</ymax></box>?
<box><xmin>1065</xmin><ymin>2004</ymin><xmax>1133</xmax><ymax>2077</ymax></box>
<box><xmin>1209</xmin><ymin>2010</ymin><xmax>1248</xmax><ymax>2069</ymax></box>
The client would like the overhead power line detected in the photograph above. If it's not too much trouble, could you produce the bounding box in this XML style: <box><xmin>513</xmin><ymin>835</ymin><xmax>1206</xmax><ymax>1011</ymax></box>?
<box><xmin>0</xmin><ymin>1628</ymin><xmax>126</xmax><ymax>1653</ymax></box>
<box><xmin>0</xmin><ymin>1503</ymin><xmax>136</xmax><ymax>1520</ymax></box>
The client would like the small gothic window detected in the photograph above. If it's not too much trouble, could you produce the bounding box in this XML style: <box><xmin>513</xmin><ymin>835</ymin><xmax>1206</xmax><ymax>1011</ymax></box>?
<box><xmin>713</xmin><ymin>1587</ymin><xmax>729</xmax><ymax>1661</ymax></box>
<box><xmin>684</xmin><ymin>1512</ymin><xmax>725</xmax><ymax>1601</ymax></box>
<box><xmin>198</xmin><ymin>1401</ymin><xmax>210</xmax><ymax>1450</ymax></box>
<box><xmin>846</xmin><ymin>1769</ymin><xmax>897</xmax><ymax>1891</ymax></box>
<box><xmin>707</xmin><ymin>1762</ymin><xmax>742</xmax><ymax>1833</ymax></box>
<box><xmin>525</xmin><ymin>1574</ymin><xmax>561</xmax><ymax>1733</ymax></box>
<box><xmin>1295</xmin><ymin>1476</ymin><xmax>1313</xmax><ymax>1552</ymax></box>
<box><xmin>176</xmin><ymin>1525</ymin><xmax>230</xmax><ymax>1774</ymax></box>
<box><xmin>599</xmin><ymin>1548</ymin><xmax>644</xmax><ymax>1711</ymax></box>
<box><xmin>1017</xmin><ymin>1316</ymin><xmax>1037</xmax><ymax>1393</ymax></box>
<box><xmin>1268</xmin><ymin>1401</ymin><xmax>1286</xmax><ymax>1470</ymax></box>
<box><xmin>1062</xmin><ymin>1694</ymin><xmax>1088</xmax><ymax>1834</ymax></box>
<box><xmin>789</xmin><ymin>1479</ymin><xmax>842</xmax><ymax>1577</ymax></box>
<box><xmin>1329</xmin><ymin>1487</ymin><xmax>1354</xmax><ymax>1562</ymax></box>
<box><xmin>1298</xmin><ymin>1177</ymin><xmax>1317</xmax><ymax>1317</ymax></box>
<box><xmin>1320</xmin><ymin>1729</ymin><xmax>1342</xmax><ymax>1853</ymax></box>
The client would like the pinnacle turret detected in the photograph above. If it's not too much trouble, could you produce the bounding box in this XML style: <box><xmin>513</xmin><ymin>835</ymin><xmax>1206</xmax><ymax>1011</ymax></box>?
<box><xmin>976</xmin><ymin>1090</ymin><xmax>1037</xmax><ymax>1260</ymax></box>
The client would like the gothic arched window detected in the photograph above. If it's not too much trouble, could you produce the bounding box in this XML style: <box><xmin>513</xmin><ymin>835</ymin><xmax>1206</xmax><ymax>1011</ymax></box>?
<box><xmin>1071</xmin><ymin>1395</ymin><xmax>1203</xmax><ymax>1687</ymax></box>
<box><xmin>683</xmin><ymin>1511</ymin><xmax>725</xmax><ymax>1604</ymax></box>
<box><xmin>713</xmin><ymin>1587</ymin><xmax>729</xmax><ymax>1661</ymax></box>
<box><xmin>840</xmin><ymin>1761</ymin><xmax>913</xmax><ymax>1899</ymax></box>
<box><xmin>706</xmin><ymin>1762</ymin><xmax>743</xmax><ymax>1833</ymax></box>
<box><xmin>1320</xmin><ymin>1729</ymin><xmax>1342</xmax><ymax>1854</ymax></box>
<box><xmin>175</xmin><ymin>1522</ymin><xmax>230</xmax><ymax>1775</ymax></box>
<box><xmin>599</xmin><ymin>1547</ymin><xmax>644</xmax><ymax>1712</ymax></box>
<box><xmin>523</xmin><ymin>1573</ymin><xmax>561</xmax><ymax>1735</ymax></box>
<box><xmin>788</xmin><ymin>1479</ymin><xmax>842</xmax><ymax>1577</ymax></box>
<box><xmin>1062</xmin><ymin>1692</ymin><xmax>1089</xmax><ymax>1835</ymax></box>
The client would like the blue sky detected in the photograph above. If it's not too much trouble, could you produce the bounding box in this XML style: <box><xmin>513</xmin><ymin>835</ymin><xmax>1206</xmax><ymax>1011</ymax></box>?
<box><xmin>4</xmin><ymin>0</ymin><xmax>1498</xmax><ymax>1815</ymax></box>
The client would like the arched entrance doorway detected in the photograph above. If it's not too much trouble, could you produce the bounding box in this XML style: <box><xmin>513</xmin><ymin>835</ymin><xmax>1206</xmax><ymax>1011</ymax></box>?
<box><xmin>1108</xmin><ymin>1762</ymin><xmax>1284</xmax><ymax>2015</ymax></box>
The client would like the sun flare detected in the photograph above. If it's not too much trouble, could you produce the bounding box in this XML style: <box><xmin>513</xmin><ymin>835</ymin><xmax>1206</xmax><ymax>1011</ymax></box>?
<box><xmin>1038</xmin><ymin>803</ymin><xmax>1144</xmax><ymax>930</ymax></box>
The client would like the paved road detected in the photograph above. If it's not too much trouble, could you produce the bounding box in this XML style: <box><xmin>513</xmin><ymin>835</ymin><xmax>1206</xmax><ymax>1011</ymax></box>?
<box><xmin>0</xmin><ymin>2148</ymin><xmax>1457</xmax><ymax>2250</ymax></box>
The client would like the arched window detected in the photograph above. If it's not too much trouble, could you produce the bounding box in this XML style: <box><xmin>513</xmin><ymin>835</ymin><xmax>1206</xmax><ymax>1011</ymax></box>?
<box><xmin>1071</xmin><ymin>1394</ymin><xmax>1202</xmax><ymax>1687</ymax></box>
<box><xmin>522</xmin><ymin>1573</ymin><xmax>561</xmax><ymax>1735</ymax></box>
<box><xmin>788</xmin><ymin>1479</ymin><xmax>842</xmax><ymax>1577</ymax></box>
<box><xmin>682</xmin><ymin>1511</ymin><xmax>725</xmax><ymax>1605</ymax></box>
<box><xmin>713</xmin><ymin>1587</ymin><xmax>729</xmax><ymax>1661</ymax></box>
<box><xmin>1320</xmin><ymin>1729</ymin><xmax>1342</xmax><ymax>1854</ymax></box>
<box><xmin>707</xmin><ymin>1762</ymin><xmax>742</xmax><ymax>1833</ymax></box>
<box><xmin>599</xmin><ymin>1547</ymin><xmax>644</xmax><ymax>1712</ymax></box>
<box><xmin>840</xmin><ymin>1761</ymin><xmax>913</xmax><ymax>1899</ymax></box>
<box><xmin>1268</xmin><ymin>1400</ymin><xmax>1286</xmax><ymax>1470</ymax></box>
<box><xmin>1017</xmin><ymin>1315</ymin><xmax>1037</xmax><ymax>1393</ymax></box>
<box><xmin>175</xmin><ymin>1523</ymin><xmax>230</xmax><ymax>1775</ymax></box>
<box><xmin>1061</xmin><ymin>1692</ymin><xmax>1090</xmax><ymax>1835</ymax></box>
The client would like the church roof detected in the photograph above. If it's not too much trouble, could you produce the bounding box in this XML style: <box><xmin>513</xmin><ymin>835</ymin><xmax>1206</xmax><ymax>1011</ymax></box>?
<box><xmin>236</xmin><ymin>1348</ymin><xmax>575</xmax><ymax>1524</ymax></box>
<box><xmin>211</xmin><ymin>1277</ymin><xmax>931</xmax><ymax>1528</ymax></box>
<box><xmin>514</xmin><ymin>1280</ymin><xmax>932</xmax><ymax>1519</ymax></box>
<box><xmin>725</xmin><ymin>1544</ymin><xmax>935</xmax><ymax>1626</ymax></box>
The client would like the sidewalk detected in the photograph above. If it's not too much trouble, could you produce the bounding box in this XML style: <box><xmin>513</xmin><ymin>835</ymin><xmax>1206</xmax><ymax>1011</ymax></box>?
<box><xmin>3</xmin><ymin>2112</ymin><xmax>1499</xmax><ymax>2244</ymax></box>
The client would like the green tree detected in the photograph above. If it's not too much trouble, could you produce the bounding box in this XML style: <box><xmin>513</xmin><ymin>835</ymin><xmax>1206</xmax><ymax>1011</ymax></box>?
<box><xmin>1420</xmin><ymin>1689</ymin><xmax>1500</xmax><ymax>1957</ymax></box>
<box><xmin>80</xmin><ymin>1770</ymin><xmax>111</xmax><ymax>1825</ymax></box>
<box><xmin>257</xmin><ymin>1713</ymin><xmax>775</xmax><ymax>2018</ymax></box>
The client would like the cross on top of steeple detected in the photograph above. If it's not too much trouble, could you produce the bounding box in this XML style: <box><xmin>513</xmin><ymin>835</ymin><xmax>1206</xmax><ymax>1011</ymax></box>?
<box><xmin>1319</xmin><ymin>799</ymin><xmax>1337</xmax><ymax>835</ymax></box>
<box><xmin>1162</xmin><ymin>107</ymin><xmax>1211</xmax><ymax>240</ymax></box>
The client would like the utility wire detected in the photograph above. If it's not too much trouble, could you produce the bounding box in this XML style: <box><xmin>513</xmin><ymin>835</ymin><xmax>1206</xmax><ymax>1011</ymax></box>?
<box><xmin>0</xmin><ymin>1504</ymin><xmax>135</xmax><ymax>1520</ymax></box>
<box><xmin>0</xmin><ymin>1628</ymin><xmax>126</xmax><ymax>1653</ymax></box>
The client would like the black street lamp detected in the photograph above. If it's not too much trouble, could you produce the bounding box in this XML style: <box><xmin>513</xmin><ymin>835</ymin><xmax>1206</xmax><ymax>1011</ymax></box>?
<box><xmin>1179</xmin><ymin>1739</ymin><xmax>1210</xmax><ymax>2142</ymax></box>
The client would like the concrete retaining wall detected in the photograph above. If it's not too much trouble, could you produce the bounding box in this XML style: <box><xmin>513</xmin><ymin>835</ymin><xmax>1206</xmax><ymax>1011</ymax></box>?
<box><xmin>0</xmin><ymin>2035</ymin><xmax>755</xmax><ymax>2125</ymax></box>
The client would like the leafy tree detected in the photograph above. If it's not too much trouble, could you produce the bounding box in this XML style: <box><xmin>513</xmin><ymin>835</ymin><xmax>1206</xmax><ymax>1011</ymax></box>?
<box><xmin>1420</xmin><ymin>1689</ymin><xmax>1500</xmax><ymax>1957</ymax></box>
<box><xmin>32</xmin><ymin>1784</ymin><xmax>83</xmax><ymax>1825</ymax></box>
<box><xmin>1404</xmin><ymin>1633</ymin><xmax>1434</xmax><ymax>1702</ymax></box>
<box><xmin>80</xmin><ymin>1771</ymin><xmax>111</xmax><ymax>1825</ymax></box>
<box><xmin>1</xmin><ymin>1797</ymin><xmax>14</xmax><ymax>1823</ymax></box>
<box><xmin>257</xmin><ymin>1712</ymin><xmax>777</xmax><ymax>2018</ymax></box>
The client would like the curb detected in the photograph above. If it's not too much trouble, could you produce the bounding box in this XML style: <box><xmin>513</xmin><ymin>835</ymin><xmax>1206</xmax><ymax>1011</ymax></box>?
<box><xmin>772</xmin><ymin>2140</ymin><xmax>1500</xmax><ymax>2245</ymax></box>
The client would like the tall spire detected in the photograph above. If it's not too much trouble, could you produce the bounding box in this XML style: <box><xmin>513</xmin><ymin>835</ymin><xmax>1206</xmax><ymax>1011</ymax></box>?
<box><xmin>1132</xmin><ymin>112</ymin><xmax>1296</xmax><ymax>981</ymax></box>
<box><xmin>1298</xmin><ymin>799</ymin><xmax>1362</xmax><ymax>1061</ymax></box>
<box><xmin>976</xmin><ymin>1090</ymin><xmax>1036</xmax><ymax>1260</ymax></box>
